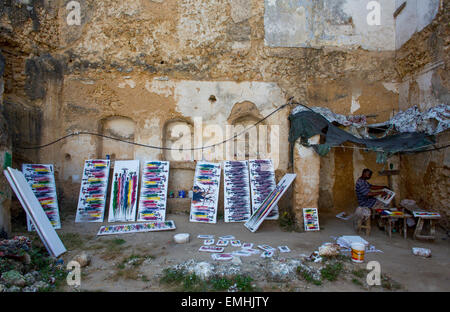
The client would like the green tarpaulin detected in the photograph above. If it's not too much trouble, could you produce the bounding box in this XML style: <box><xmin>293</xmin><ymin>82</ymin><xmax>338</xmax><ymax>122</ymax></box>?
<box><xmin>289</xmin><ymin>110</ymin><xmax>435</xmax><ymax>163</ymax></box>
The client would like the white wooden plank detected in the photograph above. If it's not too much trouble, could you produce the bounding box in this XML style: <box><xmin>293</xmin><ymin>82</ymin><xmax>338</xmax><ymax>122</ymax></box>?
<box><xmin>4</xmin><ymin>168</ymin><xmax>66</xmax><ymax>257</ymax></box>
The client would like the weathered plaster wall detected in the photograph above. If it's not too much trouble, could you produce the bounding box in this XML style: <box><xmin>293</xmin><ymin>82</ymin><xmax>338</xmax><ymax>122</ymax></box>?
<box><xmin>265</xmin><ymin>0</ymin><xmax>396</xmax><ymax>51</ymax></box>
<box><xmin>395</xmin><ymin>0</ymin><xmax>441</xmax><ymax>50</ymax></box>
<box><xmin>293</xmin><ymin>136</ymin><xmax>320</xmax><ymax>227</ymax></box>
<box><xmin>395</xmin><ymin>0</ymin><xmax>449</xmax><ymax>225</ymax></box>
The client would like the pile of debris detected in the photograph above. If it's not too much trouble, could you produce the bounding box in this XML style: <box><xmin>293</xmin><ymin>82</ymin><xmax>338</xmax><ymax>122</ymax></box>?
<box><xmin>0</xmin><ymin>236</ymin><xmax>67</xmax><ymax>292</ymax></box>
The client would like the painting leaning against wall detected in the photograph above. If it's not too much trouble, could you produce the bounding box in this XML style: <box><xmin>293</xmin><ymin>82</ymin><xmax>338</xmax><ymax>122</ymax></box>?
<box><xmin>190</xmin><ymin>161</ymin><xmax>221</xmax><ymax>224</ymax></box>
<box><xmin>137</xmin><ymin>161</ymin><xmax>170</xmax><ymax>222</ymax></box>
<box><xmin>75</xmin><ymin>159</ymin><xmax>110</xmax><ymax>223</ymax></box>
<box><xmin>223</xmin><ymin>160</ymin><xmax>252</xmax><ymax>223</ymax></box>
<box><xmin>22</xmin><ymin>164</ymin><xmax>61</xmax><ymax>231</ymax></box>
<box><xmin>108</xmin><ymin>160</ymin><xmax>140</xmax><ymax>222</ymax></box>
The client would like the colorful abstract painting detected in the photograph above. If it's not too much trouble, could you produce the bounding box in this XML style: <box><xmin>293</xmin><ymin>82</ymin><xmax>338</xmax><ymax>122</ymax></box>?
<box><xmin>223</xmin><ymin>160</ymin><xmax>251</xmax><ymax>223</ymax></box>
<box><xmin>249</xmin><ymin>159</ymin><xmax>279</xmax><ymax>220</ymax></box>
<box><xmin>245</xmin><ymin>174</ymin><xmax>296</xmax><ymax>233</ymax></box>
<box><xmin>97</xmin><ymin>220</ymin><xmax>176</xmax><ymax>236</ymax></box>
<box><xmin>375</xmin><ymin>188</ymin><xmax>396</xmax><ymax>205</ymax></box>
<box><xmin>75</xmin><ymin>160</ymin><xmax>110</xmax><ymax>223</ymax></box>
<box><xmin>137</xmin><ymin>161</ymin><xmax>169</xmax><ymax>222</ymax></box>
<box><xmin>108</xmin><ymin>160</ymin><xmax>140</xmax><ymax>222</ymax></box>
<box><xmin>190</xmin><ymin>161</ymin><xmax>221</xmax><ymax>224</ymax></box>
<box><xmin>303</xmin><ymin>208</ymin><xmax>320</xmax><ymax>231</ymax></box>
<box><xmin>22</xmin><ymin>164</ymin><xmax>61</xmax><ymax>231</ymax></box>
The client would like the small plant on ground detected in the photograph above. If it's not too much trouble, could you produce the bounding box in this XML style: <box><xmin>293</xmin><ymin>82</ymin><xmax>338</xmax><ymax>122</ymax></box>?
<box><xmin>160</xmin><ymin>268</ymin><xmax>254</xmax><ymax>292</ymax></box>
<box><xmin>60</xmin><ymin>233</ymin><xmax>85</xmax><ymax>250</ymax></box>
<box><xmin>321</xmin><ymin>262</ymin><xmax>343</xmax><ymax>282</ymax></box>
<box><xmin>28</xmin><ymin>247</ymin><xmax>68</xmax><ymax>291</ymax></box>
<box><xmin>278</xmin><ymin>211</ymin><xmax>297</xmax><ymax>232</ymax></box>
<box><xmin>160</xmin><ymin>268</ymin><xmax>186</xmax><ymax>285</ymax></box>
<box><xmin>352</xmin><ymin>268</ymin><xmax>366</xmax><ymax>279</ymax></box>
<box><xmin>233</xmin><ymin>275</ymin><xmax>255</xmax><ymax>292</ymax></box>
<box><xmin>296</xmin><ymin>266</ymin><xmax>322</xmax><ymax>286</ymax></box>
<box><xmin>352</xmin><ymin>278</ymin><xmax>363</xmax><ymax>287</ymax></box>
<box><xmin>381</xmin><ymin>274</ymin><xmax>401</xmax><ymax>290</ymax></box>
<box><xmin>210</xmin><ymin>276</ymin><xmax>233</xmax><ymax>291</ymax></box>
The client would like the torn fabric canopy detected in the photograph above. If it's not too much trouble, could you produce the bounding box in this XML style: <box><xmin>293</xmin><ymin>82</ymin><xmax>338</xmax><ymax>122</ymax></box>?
<box><xmin>289</xmin><ymin>109</ymin><xmax>435</xmax><ymax>163</ymax></box>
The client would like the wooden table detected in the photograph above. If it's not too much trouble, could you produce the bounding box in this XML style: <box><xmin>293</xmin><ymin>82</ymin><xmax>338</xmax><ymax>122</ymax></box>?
<box><xmin>381</xmin><ymin>212</ymin><xmax>413</xmax><ymax>239</ymax></box>
<box><xmin>413</xmin><ymin>214</ymin><xmax>441</xmax><ymax>241</ymax></box>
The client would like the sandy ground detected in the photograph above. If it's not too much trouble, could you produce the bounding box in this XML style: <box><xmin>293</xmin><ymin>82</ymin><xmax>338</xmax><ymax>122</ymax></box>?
<box><xmin>14</xmin><ymin>211</ymin><xmax>450</xmax><ymax>292</ymax></box>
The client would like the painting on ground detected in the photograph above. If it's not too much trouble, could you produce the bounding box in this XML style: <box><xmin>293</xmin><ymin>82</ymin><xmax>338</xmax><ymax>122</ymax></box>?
<box><xmin>97</xmin><ymin>220</ymin><xmax>176</xmax><ymax>236</ymax></box>
<box><xmin>223</xmin><ymin>160</ymin><xmax>251</xmax><ymax>222</ymax></box>
<box><xmin>190</xmin><ymin>161</ymin><xmax>221</xmax><ymax>224</ymax></box>
<box><xmin>303</xmin><ymin>208</ymin><xmax>320</xmax><ymax>231</ymax></box>
<box><xmin>75</xmin><ymin>159</ymin><xmax>110</xmax><ymax>223</ymax></box>
<box><xmin>22</xmin><ymin>164</ymin><xmax>61</xmax><ymax>231</ymax></box>
<box><xmin>108</xmin><ymin>160</ymin><xmax>140</xmax><ymax>222</ymax></box>
<box><xmin>137</xmin><ymin>161</ymin><xmax>170</xmax><ymax>222</ymax></box>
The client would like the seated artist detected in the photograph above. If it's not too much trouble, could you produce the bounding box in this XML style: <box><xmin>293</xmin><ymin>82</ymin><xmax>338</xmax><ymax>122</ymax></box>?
<box><xmin>354</xmin><ymin>168</ymin><xmax>389</xmax><ymax>229</ymax></box>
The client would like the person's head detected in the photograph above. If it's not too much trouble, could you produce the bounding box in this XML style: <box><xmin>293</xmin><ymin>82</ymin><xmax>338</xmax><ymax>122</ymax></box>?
<box><xmin>361</xmin><ymin>168</ymin><xmax>373</xmax><ymax>180</ymax></box>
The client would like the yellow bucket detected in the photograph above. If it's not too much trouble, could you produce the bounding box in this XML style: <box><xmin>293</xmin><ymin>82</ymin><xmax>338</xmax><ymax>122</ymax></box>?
<box><xmin>351</xmin><ymin>243</ymin><xmax>365</xmax><ymax>263</ymax></box>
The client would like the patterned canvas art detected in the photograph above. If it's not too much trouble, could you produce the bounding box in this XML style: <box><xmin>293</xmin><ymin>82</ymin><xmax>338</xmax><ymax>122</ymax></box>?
<box><xmin>190</xmin><ymin>161</ymin><xmax>221</xmax><ymax>224</ymax></box>
<box><xmin>303</xmin><ymin>208</ymin><xmax>320</xmax><ymax>231</ymax></box>
<box><xmin>97</xmin><ymin>220</ymin><xmax>176</xmax><ymax>236</ymax></box>
<box><xmin>75</xmin><ymin>160</ymin><xmax>110</xmax><ymax>223</ymax></box>
<box><xmin>249</xmin><ymin>159</ymin><xmax>279</xmax><ymax>220</ymax></box>
<box><xmin>108</xmin><ymin>160</ymin><xmax>140</xmax><ymax>222</ymax></box>
<box><xmin>223</xmin><ymin>160</ymin><xmax>251</xmax><ymax>223</ymax></box>
<box><xmin>22</xmin><ymin>164</ymin><xmax>61</xmax><ymax>231</ymax></box>
<box><xmin>137</xmin><ymin>161</ymin><xmax>170</xmax><ymax>222</ymax></box>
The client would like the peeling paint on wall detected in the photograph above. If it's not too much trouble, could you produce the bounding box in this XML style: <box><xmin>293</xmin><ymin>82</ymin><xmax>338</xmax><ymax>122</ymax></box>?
<box><xmin>264</xmin><ymin>0</ymin><xmax>397</xmax><ymax>51</ymax></box>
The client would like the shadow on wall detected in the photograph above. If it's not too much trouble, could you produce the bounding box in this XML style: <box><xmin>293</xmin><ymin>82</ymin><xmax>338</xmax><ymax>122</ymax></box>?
<box><xmin>97</xmin><ymin>116</ymin><xmax>136</xmax><ymax>161</ymax></box>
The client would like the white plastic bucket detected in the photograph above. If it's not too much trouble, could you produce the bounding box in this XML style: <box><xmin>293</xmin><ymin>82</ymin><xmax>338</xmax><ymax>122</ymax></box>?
<box><xmin>174</xmin><ymin>233</ymin><xmax>190</xmax><ymax>244</ymax></box>
<box><xmin>351</xmin><ymin>243</ymin><xmax>365</xmax><ymax>263</ymax></box>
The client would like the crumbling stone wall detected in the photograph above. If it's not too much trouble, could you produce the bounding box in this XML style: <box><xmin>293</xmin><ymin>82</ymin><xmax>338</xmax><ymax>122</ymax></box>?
<box><xmin>0</xmin><ymin>48</ymin><xmax>12</xmax><ymax>235</ymax></box>
<box><xmin>395</xmin><ymin>1</ymin><xmax>450</xmax><ymax>226</ymax></box>
<box><xmin>0</xmin><ymin>0</ymin><xmax>445</xmax><ymax>228</ymax></box>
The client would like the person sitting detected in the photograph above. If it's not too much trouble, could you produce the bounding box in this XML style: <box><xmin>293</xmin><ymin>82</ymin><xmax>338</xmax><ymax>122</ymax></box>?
<box><xmin>354</xmin><ymin>168</ymin><xmax>389</xmax><ymax>230</ymax></box>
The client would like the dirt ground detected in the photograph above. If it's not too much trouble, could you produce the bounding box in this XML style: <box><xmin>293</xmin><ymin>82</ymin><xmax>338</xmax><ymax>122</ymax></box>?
<box><xmin>12</xmin><ymin>211</ymin><xmax>450</xmax><ymax>292</ymax></box>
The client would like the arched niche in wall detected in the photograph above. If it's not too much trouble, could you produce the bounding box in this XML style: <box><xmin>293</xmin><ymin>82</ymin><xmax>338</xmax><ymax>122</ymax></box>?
<box><xmin>162</xmin><ymin>118</ymin><xmax>194</xmax><ymax>162</ymax></box>
<box><xmin>97</xmin><ymin>116</ymin><xmax>136</xmax><ymax>161</ymax></box>
<box><xmin>227</xmin><ymin>101</ymin><xmax>265</xmax><ymax>160</ymax></box>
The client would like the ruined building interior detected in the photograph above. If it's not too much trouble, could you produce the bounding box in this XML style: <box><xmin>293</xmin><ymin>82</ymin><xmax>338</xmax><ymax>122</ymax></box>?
<box><xmin>0</xmin><ymin>0</ymin><xmax>448</xmax><ymax>293</ymax></box>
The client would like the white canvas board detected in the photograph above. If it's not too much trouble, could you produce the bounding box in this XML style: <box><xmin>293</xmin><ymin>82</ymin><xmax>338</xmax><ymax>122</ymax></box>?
<box><xmin>4</xmin><ymin>168</ymin><xmax>66</xmax><ymax>258</ymax></box>
<box><xmin>249</xmin><ymin>159</ymin><xmax>279</xmax><ymax>220</ymax></box>
<box><xmin>244</xmin><ymin>174</ymin><xmax>297</xmax><ymax>233</ymax></box>
<box><xmin>376</xmin><ymin>188</ymin><xmax>396</xmax><ymax>205</ymax></box>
